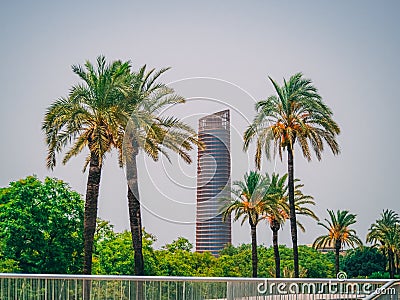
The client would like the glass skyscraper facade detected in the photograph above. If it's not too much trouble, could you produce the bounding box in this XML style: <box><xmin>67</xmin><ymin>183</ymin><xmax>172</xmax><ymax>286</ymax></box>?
<box><xmin>196</xmin><ymin>110</ymin><xmax>231</xmax><ymax>256</ymax></box>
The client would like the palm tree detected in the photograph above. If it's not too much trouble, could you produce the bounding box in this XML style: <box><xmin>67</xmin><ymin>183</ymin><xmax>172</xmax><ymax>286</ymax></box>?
<box><xmin>117</xmin><ymin>65</ymin><xmax>201</xmax><ymax>276</ymax></box>
<box><xmin>313</xmin><ymin>209</ymin><xmax>362</xmax><ymax>275</ymax></box>
<box><xmin>263</xmin><ymin>173</ymin><xmax>287</xmax><ymax>278</ymax></box>
<box><xmin>367</xmin><ymin>209</ymin><xmax>400</xmax><ymax>278</ymax></box>
<box><xmin>221</xmin><ymin>171</ymin><xmax>271</xmax><ymax>277</ymax></box>
<box><xmin>244</xmin><ymin>73</ymin><xmax>340</xmax><ymax>277</ymax></box>
<box><xmin>263</xmin><ymin>174</ymin><xmax>318</xmax><ymax>278</ymax></box>
<box><xmin>42</xmin><ymin>56</ymin><xmax>131</xmax><ymax>275</ymax></box>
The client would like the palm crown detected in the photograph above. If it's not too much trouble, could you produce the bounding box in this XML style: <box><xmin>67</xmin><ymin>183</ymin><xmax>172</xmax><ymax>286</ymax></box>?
<box><xmin>367</xmin><ymin>209</ymin><xmax>400</xmax><ymax>278</ymax></box>
<box><xmin>120</xmin><ymin>65</ymin><xmax>201</xmax><ymax>167</ymax></box>
<box><xmin>222</xmin><ymin>171</ymin><xmax>271</xmax><ymax>227</ymax></box>
<box><xmin>43</xmin><ymin>56</ymin><xmax>131</xmax><ymax>170</ymax></box>
<box><xmin>313</xmin><ymin>209</ymin><xmax>362</xmax><ymax>274</ymax></box>
<box><xmin>314</xmin><ymin>210</ymin><xmax>362</xmax><ymax>249</ymax></box>
<box><xmin>244</xmin><ymin>72</ymin><xmax>340</xmax><ymax>168</ymax></box>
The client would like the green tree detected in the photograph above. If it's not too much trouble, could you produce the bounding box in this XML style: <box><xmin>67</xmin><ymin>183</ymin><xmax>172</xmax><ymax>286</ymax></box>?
<box><xmin>162</xmin><ymin>237</ymin><xmax>193</xmax><ymax>252</ymax></box>
<box><xmin>0</xmin><ymin>176</ymin><xmax>83</xmax><ymax>273</ymax></box>
<box><xmin>92</xmin><ymin>221</ymin><xmax>158</xmax><ymax>276</ymax></box>
<box><xmin>155</xmin><ymin>245</ymin><xmax>218</xmax><ymax>277</ymax></box>
<box><xmin>119</xmin><ymin>65</ymin><xmax>201</xmax><ymax>276</ymax></box>
<box><xmin>244</xmin><ymin>73</ymin><xmax>340</xmax><ymax>277</ymax></box>
<box><xmin>342</xmin><ymin>247</ymin><xmax>386</xmax><ymax>278</ymax></box>
<box><xmin>313</xmin><ymin>209</ymin><xmax>362</xmax><ymax>275</ymax></box>
<box><xmin>367</xmin><ymin>209</ymin><xmax>400</xmax><ymax>278</ymax></box>
<box><xmin>42</xmin><ymin>56</ymin><xmax>130</xmax><ymax>275</ymax></box>
<box><xmin>221</xmin><ymin>171</ymin><xmax>272</xmax><ymax>277</ymax></box>
<box><xmin>218</xmin><ymin>244</ymin><xmax>253</xmax><ymax>277</ymax></box>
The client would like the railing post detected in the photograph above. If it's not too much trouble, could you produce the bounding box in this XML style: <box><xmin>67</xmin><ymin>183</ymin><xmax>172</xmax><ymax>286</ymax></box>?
<box><xmin>226</xmin><ymin>281</ymin><xmax>232</xmax><ymax>300</ymax></box>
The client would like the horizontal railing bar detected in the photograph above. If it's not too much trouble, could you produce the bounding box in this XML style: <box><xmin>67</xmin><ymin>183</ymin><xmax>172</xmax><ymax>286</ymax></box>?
<box><xmin>0</xmin><ymin>273</ymin><xmax>392</xmax><ymax>283</ymax></box>
<box><xmin>364</xmin><ymin>280</ymin><xmax>400</xmax><ymax>300</ymax></box>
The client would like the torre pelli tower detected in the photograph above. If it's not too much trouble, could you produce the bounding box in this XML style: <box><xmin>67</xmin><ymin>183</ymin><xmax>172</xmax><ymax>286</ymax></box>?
<box><xmin>196</xmin><ymin>110</ymin><xmax>231</xmax><ymax>256</ymax></box>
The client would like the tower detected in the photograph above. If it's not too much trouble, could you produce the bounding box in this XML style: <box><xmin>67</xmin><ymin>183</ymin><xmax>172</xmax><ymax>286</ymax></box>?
<box><xmin>196</xmin><ymin>110</ymin><xmax>231</xmax><ymax>256</ymax></box>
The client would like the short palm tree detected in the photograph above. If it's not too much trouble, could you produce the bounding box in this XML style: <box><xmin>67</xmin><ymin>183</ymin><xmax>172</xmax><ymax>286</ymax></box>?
<box><xmin>367</xmin><ymin>209</ymin><xmax>400</xmax><ymax>278</ymax></box>
<box><xmin>263</xmin><ymin>173</ymin><xmax>287</xmax><ymax>278</ymax></box>
<box><xmin>42</xmin><ymin>56</ymin><xmax>130</xmax><ymax>275</ymax></box>
<box><xmin>313</xmin><ymin>209</ymin><xmax>362</xmax><ymax>275</ymax></box>
<box><xmin>244</xmin><ymin>73</ymin><xmax>340</xmax><ymax>277</ymax></box>
<box><xmin>263</xmin><ymin>174</ymin><xmax>318</xmax><ymax>278</ymax></box>
<box><xmin>117</xmin><ymin>65</ymin><xmax>201</xmax><ymax>276</ymax></box>
<box><xmin>221</xmin><ymin>171</ymin><xmax>271</xmax><ymax>277</ymax></box>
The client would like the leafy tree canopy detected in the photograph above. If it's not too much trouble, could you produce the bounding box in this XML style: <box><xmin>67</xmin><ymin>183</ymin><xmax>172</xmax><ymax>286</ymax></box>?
<box><xmin>0</xmin><ymin>176</ymin><xmax>84</xmax><ymax>273</ymax></box>
<box><xmin>342</xmin><ymin>247</ymin><xmax>386</xmax><ymax>278</ymax></box>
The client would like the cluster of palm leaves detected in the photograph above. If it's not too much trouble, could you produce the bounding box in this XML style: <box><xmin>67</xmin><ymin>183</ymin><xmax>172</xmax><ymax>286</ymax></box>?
<box><xmin>242</xmin><ymin>73</ymin><xmax>341</xmax><ymax>277</ymax></box>
<box><xmin>367</xmin><ymin>209</ymin><xmax>400</xmax><ymax>278</ymax></box>
<box><xmin>220</xmin><ymin>171</ymin><xmax>318</xmax><ymax>278</ymax></box>
<box><xmin>42</xmin><ymin>56</ymin><xmax>201</xmax><ymax>281</ymax></box>
<box><xmin>313</xmin><ymin>210</ymin><xmax>363</xmax><ymax>275</ymax></box>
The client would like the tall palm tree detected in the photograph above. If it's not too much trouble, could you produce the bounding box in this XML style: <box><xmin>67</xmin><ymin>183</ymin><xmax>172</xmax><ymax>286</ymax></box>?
<box><xmin>367</xmin><ymin>209</ymin><xmax>400</xmax><ymax>278</ymax></box>
<box><xmin>263</xmin><ymin>174</ymin><xmax>318</xmax><ymax>278</ymax></box>
<box><xmin>221</xmin><ymin>171</ymin><xmax>272</xmax><ymax>277</ymax></box>
<box><xmin>244</xmin><ymin>73</ymin><xmax>340</xmax><ymax>277</ymax></box>
<box><xmin>42</xmin><ymin>56</ymin><xmax>131</xmax><ymax>275</ymax></box>
<box><xmin>117</xmin><ymin>65</ymin><xmax>201</xmax><ymax>276</ymax></box>
<box><xmin>313</xmin><ymin>209</ymin><xmax>362</xmax><ymax>275</ymax></box>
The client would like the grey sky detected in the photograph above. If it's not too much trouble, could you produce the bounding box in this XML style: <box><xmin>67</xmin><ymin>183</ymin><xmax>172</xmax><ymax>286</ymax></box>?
<box><xmin>0</xmin><ymin>1</ymin><xmax>399</xmax><ymax>248</ymax></box>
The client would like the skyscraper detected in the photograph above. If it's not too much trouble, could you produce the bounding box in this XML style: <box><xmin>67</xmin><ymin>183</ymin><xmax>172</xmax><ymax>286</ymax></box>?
<box><xmin>196</xmin><ymin>110</ymin><xmax>231</xmax><ymax>256</ymax></box>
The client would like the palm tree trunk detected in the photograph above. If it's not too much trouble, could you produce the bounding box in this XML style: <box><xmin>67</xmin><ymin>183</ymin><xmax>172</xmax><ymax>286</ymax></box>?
<box><xmin>126</xmin><ymin>145</ymin><xmax>144</xmax><ymax>300</ymax></box>
<box><xmin>83</xmin><ymin>152</ymin><xmax>102</xmax><ymax>274</ymax></box>
<box><xmin>388</xmin><ymin>249</ymin><xmax>395</xmax><ymax>279</ymax></box>
<box><xmin>128</xmin><ymin>184</ymin><xmax>144</xmax><ymax>275</ymax></box>
<box><xmin>83</xmin><ymin>152</ymin><xmax>102</xmax><ymax>300</ymax></box>
<box><xmin>250</xmin><ymin>223</ymin><xmax>258</xmax><ymax>278</ymax></box>
<box><xmin>287</xmin><ymin>147</ymin><xmax>299</xmax><ymax>277</ymax></box>
<box><xmin>124</xmin><ymin>134</ymin><xmax>145</xmax><ymax>278</ymax></box>
<box><xmin>335</xmin><ymin>241</ymin><xmax>341</xmax><ymax>275</ymax></box>
<box><xmin>272</xmin><ymin>222</ymin><xmax>281</xmax><ymax>278</ymax></box>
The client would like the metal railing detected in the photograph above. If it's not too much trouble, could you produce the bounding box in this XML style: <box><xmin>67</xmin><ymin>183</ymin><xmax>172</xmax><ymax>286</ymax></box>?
<box><xmin>365</xmin><ymin>280</ymin><xmax>400</xmax><ymax>300</ymax></box>
<box><xmin>0</xmin><ymin>273</ymin><xmax>393</xmax><ymax>300</ymax></box>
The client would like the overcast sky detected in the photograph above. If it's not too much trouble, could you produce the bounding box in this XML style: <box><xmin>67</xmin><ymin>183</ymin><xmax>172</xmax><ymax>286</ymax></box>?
<box><xmin>1</xmin><ymin>1</ymin><xmax>399</xmax><ymax>248</ymax></box>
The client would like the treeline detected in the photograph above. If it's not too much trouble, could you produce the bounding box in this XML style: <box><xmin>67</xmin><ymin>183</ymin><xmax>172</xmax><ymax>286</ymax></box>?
<box><xmin>93</xmin><ymin>224</ymin><xmax>335</xmax><ymax>278</ymax></box>
<box><xmin>0</xmin><ymin>176</ymin><xmax>397</xmax><ymax>279</ymax></box>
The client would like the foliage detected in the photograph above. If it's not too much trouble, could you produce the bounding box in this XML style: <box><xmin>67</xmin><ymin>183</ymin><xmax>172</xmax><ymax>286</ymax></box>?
<box><xmin>92</xmin><ymin>220</ymin><xmax>157</xmax><ymax>276</ymax></box>
<box><xmin>366</xmin><ymin>209</ymin><xmax>400</xmax><ymax>278</ymax></box>
<box><xmin>162</xmin><ymin>237</ymin><xmax>193</xmax><ymax>252</ymax></box>
<box><xmin>342</xmin><ymin>247</ymin><xmax>386</xmax><ymax>278</ymax></box>
<box><xmin>0</xmin><ymin>258</ymin><xmax>20</xmax><ymax>273</ymax></box>
<box><xmin>0</xmin><ymin>176</ymin><xmax>84</xmax><ymax>273</ymax></box>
